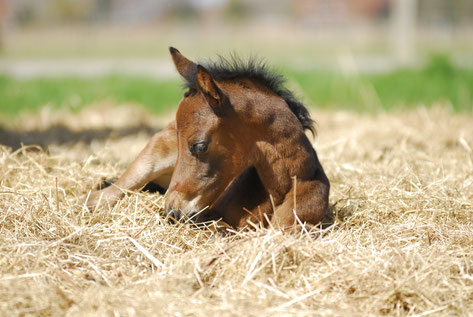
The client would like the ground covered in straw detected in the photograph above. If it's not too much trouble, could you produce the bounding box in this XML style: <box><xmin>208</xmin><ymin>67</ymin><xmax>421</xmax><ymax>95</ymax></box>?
<box><xmin>1</xmin><ymin>105</ymin><xmax>472</xmax><ymax>316</ymax></box>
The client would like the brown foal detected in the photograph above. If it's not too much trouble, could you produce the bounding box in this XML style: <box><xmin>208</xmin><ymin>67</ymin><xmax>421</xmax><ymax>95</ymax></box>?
<box><xmin>85</xmin><ymin>48</ymin><xmax>330</xmax><ymax>229</ymax></box>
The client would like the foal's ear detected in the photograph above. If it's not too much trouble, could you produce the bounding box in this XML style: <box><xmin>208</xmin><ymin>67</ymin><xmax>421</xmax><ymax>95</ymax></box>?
<box><xmin>196</xmin><ymin>65</ymin><xmax>224</xmax><ymax>112</ymax></box>
<box><xmin>169</xmin><ymin>47</ymin><xmax>197</xmax><ymax>82</ymax></box>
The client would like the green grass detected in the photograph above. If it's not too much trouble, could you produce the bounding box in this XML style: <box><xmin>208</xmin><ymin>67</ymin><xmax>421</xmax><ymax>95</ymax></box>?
<box><xmin>0</xmin><ymin>75</ymin><xmax>183</xmax><ymax>115</ymax></box>
<box><xmin>289</xmin><ymin>56</ymin><xmax>473</xmax><ymax>112</ymax></box>
<box><xmin>1</xmin><ymin>56</ymin><xmax>472</xmax><ymax>116</ymax></box>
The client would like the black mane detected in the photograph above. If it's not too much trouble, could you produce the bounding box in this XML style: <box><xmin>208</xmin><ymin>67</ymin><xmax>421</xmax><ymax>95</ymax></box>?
<box><xmin>185</xmin><ymin>55</ymin><xmax>315</xmax><ymax>134</ymax></box>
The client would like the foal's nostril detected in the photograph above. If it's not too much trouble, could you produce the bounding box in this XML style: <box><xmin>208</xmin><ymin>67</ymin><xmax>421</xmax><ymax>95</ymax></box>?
<box><xmin>167</xmin><ymin>207</ymin><xmax>182</xmax><ymax>223</ymax></box>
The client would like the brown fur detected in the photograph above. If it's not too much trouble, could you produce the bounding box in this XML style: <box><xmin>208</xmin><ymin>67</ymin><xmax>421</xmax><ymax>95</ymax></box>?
<box><xmin>85</xmin><ymin>48</ymin><xmax>330</xmax><ymax>229</ymax></box>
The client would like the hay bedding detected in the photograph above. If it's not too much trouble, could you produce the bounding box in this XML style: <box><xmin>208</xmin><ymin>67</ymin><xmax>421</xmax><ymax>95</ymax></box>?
<box><xmin>0</xmin><ymin>105</ymin><xmax>472</xmax><ymax>316</ymax></box>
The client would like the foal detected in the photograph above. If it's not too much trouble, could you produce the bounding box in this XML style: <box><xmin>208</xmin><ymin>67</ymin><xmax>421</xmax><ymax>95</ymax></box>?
<box><xmin>86</xmin><ymin>48</ymin><xmax>330</xmax><ymax>229</ymax></box>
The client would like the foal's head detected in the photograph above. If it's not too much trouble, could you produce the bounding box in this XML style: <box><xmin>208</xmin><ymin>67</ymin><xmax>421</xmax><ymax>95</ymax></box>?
<box><xmin>165</xmin><ymin>48</ymin><xmax>313</xmax><ymax>222</ymax></box>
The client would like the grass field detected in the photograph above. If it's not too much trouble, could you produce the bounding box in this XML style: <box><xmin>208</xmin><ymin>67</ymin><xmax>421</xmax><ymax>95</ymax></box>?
<box><xmin>1</xmin><ymin>56</ymin><xmax>473</xmax><ymax>116</ymax></box>
<box><xmin>0</xmin><ymin>105</ymin><xmax>472</xmax><ymax>316</ymax></box>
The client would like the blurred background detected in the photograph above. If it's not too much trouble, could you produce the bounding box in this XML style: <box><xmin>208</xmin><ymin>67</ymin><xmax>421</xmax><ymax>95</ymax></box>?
<box><xmin>0</xmin><ymin>0</ymin><xmax>472</xmax><ymax>117</ymax></box>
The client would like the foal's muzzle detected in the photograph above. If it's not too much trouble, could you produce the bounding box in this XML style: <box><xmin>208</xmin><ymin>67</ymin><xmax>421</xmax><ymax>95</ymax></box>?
<box><xmin>166</xmin><ymin>206</ymin><xmax>182</xmax><ymax>223</ymax></box>
<box><xmin>166</xmin><ymin>205</ymin><xmax>200</xmax><ymax>224</ymax></box>
<box><xmin>165</xmin><ymin>190</ymin><xmax>205</xmax><ymax>223</ymax></box>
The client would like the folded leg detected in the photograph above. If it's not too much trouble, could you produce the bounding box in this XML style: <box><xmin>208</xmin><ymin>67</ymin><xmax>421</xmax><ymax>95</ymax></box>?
<box><xmin>85</xmin><ymin>121</ymin><xmax>177</xmax><ymax>211</ymax></box>
<box><xmin>271</xmin><ymin>169</ymin><xmax>329</xmax><ymax>229</ymax></box>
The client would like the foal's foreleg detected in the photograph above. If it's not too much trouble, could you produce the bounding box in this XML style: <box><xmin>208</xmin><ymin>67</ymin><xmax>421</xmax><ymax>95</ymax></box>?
<box><xmin>271</xmin><ymin>175</ymin><xmax>329</xmax><ymax>228</ymax></box>
<box><xmin>85</xmin><ymin>121</ymin><xmax>177</xmax><ymax>211</ymax></box>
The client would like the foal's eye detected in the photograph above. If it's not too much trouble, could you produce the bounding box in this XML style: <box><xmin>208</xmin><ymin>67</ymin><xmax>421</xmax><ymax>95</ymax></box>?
<box><xmin>191</xmin><ymin>142</ymin><xmax>208</xmax><ymax>155</ymax></box>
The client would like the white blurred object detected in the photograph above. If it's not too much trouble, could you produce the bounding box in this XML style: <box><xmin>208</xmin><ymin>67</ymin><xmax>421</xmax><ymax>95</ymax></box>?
<box><xmin>392</xmin><ymin>0</ymin><xmax>417</xmax><ymax>65</ymax></box>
